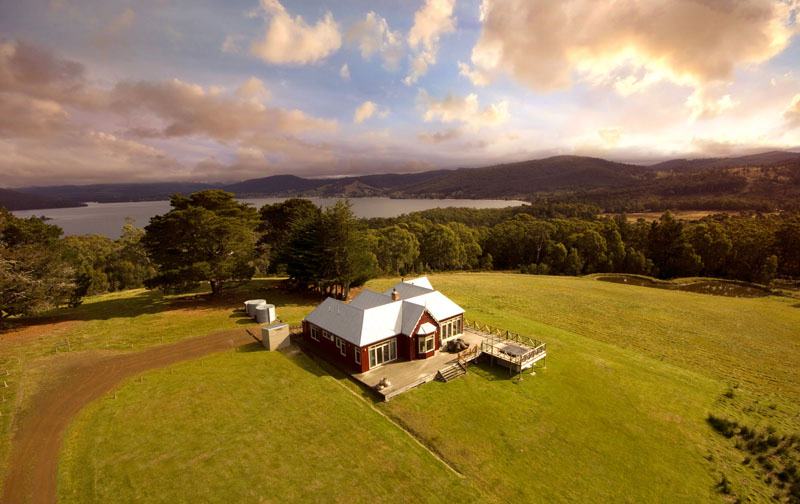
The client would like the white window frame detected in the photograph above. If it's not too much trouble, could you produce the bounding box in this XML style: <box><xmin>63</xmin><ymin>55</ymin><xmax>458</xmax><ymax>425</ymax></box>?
<box><xmin>418</xmin><ymin>334</ymin><xmax>435</xmax><ymax>354</ymax></box>
<box><xmin>440</xmin><ymin>317</ymin><xmax>463</xmax><ymax>342</ymax></box>
<box><xmin>310</xmin><ymin>326</ymin><xmax>320</xmax><ymax>341</ymax></box>
<box><xmin>336</xmin><ymin>337</ymin><xmax>347</xmax><ymax>356</ymax></box>
<box><xmin>354</xmin><ymin>347</ymin><xmax>361</xmax><ymax>365</ymax></box>
<box><xmin>368</xmin><ymin>339</ymin><xmax>397</xmax><ymax>369</ymax></box>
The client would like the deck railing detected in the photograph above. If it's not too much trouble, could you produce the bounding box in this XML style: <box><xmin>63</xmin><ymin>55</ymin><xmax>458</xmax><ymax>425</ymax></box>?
<box><xmin>464</xmin><ymin>319</ymin><xmax>547</xmax><ymax>369</ymax></box>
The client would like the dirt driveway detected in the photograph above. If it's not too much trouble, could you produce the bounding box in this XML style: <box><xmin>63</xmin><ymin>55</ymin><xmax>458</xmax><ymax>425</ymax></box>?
<box><xmin>2</xmin><ymin>328</ymin><xmax>252</xmax><ymax>504</ymax></box>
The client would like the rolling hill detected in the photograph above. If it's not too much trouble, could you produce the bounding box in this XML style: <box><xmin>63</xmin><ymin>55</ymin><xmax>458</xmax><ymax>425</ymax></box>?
<box><xmin>0</xmin><ymin>188</ymin><xmax>84</xmax><ymax>211</ymax></box>
<box><xmin>6</xmin><ymin>150</ymin><xmax>800</xmax><ymax>212</ymax></box>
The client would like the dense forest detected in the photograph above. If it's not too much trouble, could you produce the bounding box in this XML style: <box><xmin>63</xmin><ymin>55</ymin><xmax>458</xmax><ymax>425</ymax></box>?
<box><xmin>2</xmin><ymin>191</ymin><xmax>799</xmax><ymax>325</ymax></box>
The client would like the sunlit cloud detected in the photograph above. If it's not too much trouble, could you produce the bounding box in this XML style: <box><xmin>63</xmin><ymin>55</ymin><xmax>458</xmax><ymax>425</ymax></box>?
<box><xmin>249</xmin><ymin>0</ymin><xmax>341</xmax><ymax>65</ymax></box>
<box><xmin>463</xmin><ymin>0</ymin><xmax>797</xmax><ymax>94</ymax></box>
<box><xmin>418</xmin><ymin>90</ymin><xmax>509</xmax><ymax>129</ymax></box>
<box><xmin>404</xmin><ymin>0</ymin><xmax>456</xmax><ymax>85</ymax></box>
<box><xmin>347</xmin><ymin>11</ymin><xmax>403</xmax><ymax>71</ymax></box>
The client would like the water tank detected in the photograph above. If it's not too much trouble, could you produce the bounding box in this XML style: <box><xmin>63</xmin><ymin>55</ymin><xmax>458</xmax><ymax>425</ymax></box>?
<box><xmin>264</xmin><ymin>304</ymin><xmax>276</xmax><ymax>323</ymax></box>
<box><xmin>254</xmin><ymin>303</ymin><xmax>270</xmax><ymax>324</ymax></box>
<box><xmin>244</xmin><ymin>299</ymin><xmax>266</xmax><ymax>318</ymax></box>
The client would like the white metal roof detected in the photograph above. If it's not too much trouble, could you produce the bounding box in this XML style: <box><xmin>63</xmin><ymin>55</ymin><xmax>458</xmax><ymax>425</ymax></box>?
<box><xmin>417</xmin><ymin>322</ymin><xmax>437</xmax><ymax>335</ymax></box>
<box><xmin>383</xmin><ymin>282</ymin><xmax>432</xmax><ymax>300</ymax></box>
<box><xmin>404</xmin><ymin>276</ymin><xmax>434</xmax><ymax>290</ymax></box>
<box><xmin>400</xmin><ymin>301</ymin><xmax>426</xmax><ymax>335</ymax></box>
<box><xmin>404</xmin><ymin>290</ymin><xmax>464</xmax><ymax>322</ymax></box>
<box><xmin>350</xmin><ymin>289</ymin><xmax>392</xmax><ymax>309</ymax></box>
<box><xmin>303</xmin><ymin>279</ymin><xmax>464</xmax><ymax>347</ymax></box>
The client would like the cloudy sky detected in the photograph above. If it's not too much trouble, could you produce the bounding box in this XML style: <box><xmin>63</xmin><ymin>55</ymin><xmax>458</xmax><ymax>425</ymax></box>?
<box><xmin>1</xmin><ymin>0</ymin><xmax>799</xmax><ymax>186</ymax></box>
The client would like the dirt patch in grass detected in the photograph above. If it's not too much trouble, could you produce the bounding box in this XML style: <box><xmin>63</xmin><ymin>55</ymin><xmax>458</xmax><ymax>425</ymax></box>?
<box><xmin>0</xmin><ymin>320</ymin><xmax>81</xmax><ymax>350</ymax></box>
<box><xmin>1</xmin><ymin>328</ymin><xmax>251</xmax><ymax>504</ymax></box>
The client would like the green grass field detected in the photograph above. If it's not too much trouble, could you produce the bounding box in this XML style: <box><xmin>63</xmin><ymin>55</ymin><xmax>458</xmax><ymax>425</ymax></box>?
<box><xmin>0</xmin><ymin>279</ymin><xmax>316</xmax><ymax>485</ymax></box>
<box><xmin>5</xmin><ymin>273</ymin><xmax>800</xmax><ymax>502</ymax></box>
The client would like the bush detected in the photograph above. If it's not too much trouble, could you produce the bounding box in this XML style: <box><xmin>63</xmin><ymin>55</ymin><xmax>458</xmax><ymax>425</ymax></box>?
<box><xmin>707</xmin><ymin>414</ymin><xmax>737</xmax><ymax>438</ymax></box>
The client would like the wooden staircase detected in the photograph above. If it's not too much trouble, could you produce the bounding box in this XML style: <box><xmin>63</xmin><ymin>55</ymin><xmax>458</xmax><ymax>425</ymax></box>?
<box><xmin>437</xmin><ymin>361</ymin><xmax>467</xmax><ymax>382</ymax></box>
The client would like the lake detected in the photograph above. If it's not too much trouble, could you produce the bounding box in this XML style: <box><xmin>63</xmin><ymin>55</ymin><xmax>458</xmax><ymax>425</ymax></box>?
<box><xmin>12</xmin><ymin>197</ymin><xmax>526</xmax><ymax>238</ymax></box>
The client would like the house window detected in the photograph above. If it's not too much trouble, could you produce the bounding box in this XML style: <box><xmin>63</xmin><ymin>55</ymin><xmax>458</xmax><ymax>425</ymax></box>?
<box><xmin>336</xmin><ymin>337</ymin><xmax>347</xmax><ymax>356</ymax></box>
<box><xmin>310</xmin><ymin>326</ymin><xmax>320</xmax><ymax>341</ymax></box>
<box><xmin>322</xmin><ymin>330</ymin><xmax>334</xmax><ymax>341</ymax></box>
<box><xmin>368</xmin><ymin>339</ymin><xmax>397</xmax><ymax>368</ymax></box>
<box><xmin>440</xmin><ymin>317</ymin><xmax>463</xmax><ymax>341</ymax></box>
<box><xmin>354</xmin><ymin>347</ymin><xmax>361</xmax><ymax>365</ymax></box>
<box><xmin>418</xmin><ymin>334</ymin><xmax>435</xmax><ymax>354</ymax></box>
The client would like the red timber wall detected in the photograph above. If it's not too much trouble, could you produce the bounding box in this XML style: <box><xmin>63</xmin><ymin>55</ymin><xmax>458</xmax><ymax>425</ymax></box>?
<box><xmin>302</xmin><ymin>320</ymin><xmax>369</xmax><ymax>373</ymax></box>
<box><xmin>411</xmin><ymin>311</ymin><xmax>440</xmax><ymax>360</ymax></box>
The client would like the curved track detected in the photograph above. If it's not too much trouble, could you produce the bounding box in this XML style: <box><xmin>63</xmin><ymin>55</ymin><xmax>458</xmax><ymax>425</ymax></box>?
<box><xmin>2</xmin><ymin>329</ymin><xmax>251</xmax><ymax>503</ymax></box>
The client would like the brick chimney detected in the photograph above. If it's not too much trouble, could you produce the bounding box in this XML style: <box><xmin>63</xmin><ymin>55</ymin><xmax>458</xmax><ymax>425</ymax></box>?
<box><xmin>391</xmin><ymin>288</ymin><xmax>400</xmax><ymax>301</ymax></box>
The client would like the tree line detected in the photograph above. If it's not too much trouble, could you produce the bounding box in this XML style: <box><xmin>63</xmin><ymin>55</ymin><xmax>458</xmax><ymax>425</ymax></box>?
<box><xmin>2</xmin><ymin>191</ymin><xmax>799</xmax><ymax>326</ymax></box>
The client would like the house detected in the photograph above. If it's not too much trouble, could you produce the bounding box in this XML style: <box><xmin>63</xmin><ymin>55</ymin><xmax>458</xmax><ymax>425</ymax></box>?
<box><xmin>302</xmin><ymin>277</ymin><xmax>465</xmax><ymax>373</ymax></box>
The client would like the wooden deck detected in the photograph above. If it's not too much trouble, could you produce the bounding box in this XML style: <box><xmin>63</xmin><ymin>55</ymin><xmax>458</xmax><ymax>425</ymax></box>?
<box><xmin>352</xmin><ymin>330</ymin><xmax>485</xmax><ymax>401</ymax></box>
<box><xmin>352</xmin><ymin>323</ymin><xmax>547</xmax><ymax>400</ymax></box>
<box><xmin>469</xmin><ymin>321</ymin><xmax>547</xmax><ymax>374</ymax></box>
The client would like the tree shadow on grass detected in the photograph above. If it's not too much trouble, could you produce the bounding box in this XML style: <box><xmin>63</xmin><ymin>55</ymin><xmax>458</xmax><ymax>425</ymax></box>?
<box><xmin>6</xmin><ymin>278</ymin><xmax>321</xmax><ymax>331</ymax></box>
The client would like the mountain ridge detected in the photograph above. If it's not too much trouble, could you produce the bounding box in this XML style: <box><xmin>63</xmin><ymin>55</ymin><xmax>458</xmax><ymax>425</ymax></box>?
<box><xmin>5</xmin><ymin>151</ymin><xmax>800</xmax><ymax>211</ymax></box>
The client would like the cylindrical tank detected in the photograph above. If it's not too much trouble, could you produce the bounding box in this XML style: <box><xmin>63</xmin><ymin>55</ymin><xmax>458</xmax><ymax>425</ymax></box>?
<box><xmin>265</xmin><ymin>304</ymin><xmax>276</xmax><ymax>323</ymax></box>
<box><xmin>254</xmin><ymin>303</ymin><xmax>269</xmax><ymax>323</ymax></box>
<box><xmin>244</xmin><ymin>299</ymin><xmax>266</xmax><ymax>318</ymax></box>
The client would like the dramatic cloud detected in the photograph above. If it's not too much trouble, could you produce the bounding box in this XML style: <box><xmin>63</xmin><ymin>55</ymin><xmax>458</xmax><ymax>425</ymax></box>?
<box><xmin>404</xmin><ymin>0</ymin><xmax>456</xmax><ymax>85</ymax></box>
<box><xmin>462</xmin><ymin>0</ymin><xmax>797</xmax><ymax>91</ymax></box>
<box><xmin>250</xmin><ymin>0</ymin><xmax>341</xmax><ymax>65</ymax></box>
<box><xmin>786</xmin><ymin>94</ymin><xmax>800</xmax><ymax>128</ymax></box>
<box><xmin>0</xmin><ymin>39</ymin><xmax>96</xmax><ymax>107</ymax></box>
<box><xmin>347</xmin><ymin>12</ymin><xmax>404</xmax><ymax>70</ymax></box>
<box><xmin>110</xmin><ymin>78</ymin><xmax>336</xmax><ymax>141</ymax></box>
<box><xmin>0</xmin><ymin>37</ymin><xmax>342</xmax><ymax>185</ymax></box>
<box><xmin>418</xmin><ymin>90</ymin><xmax>509</xmax><ymax>129</ymax></box>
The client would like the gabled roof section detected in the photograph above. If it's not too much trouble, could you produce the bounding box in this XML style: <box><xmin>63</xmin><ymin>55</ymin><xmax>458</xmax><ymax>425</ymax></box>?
<box><xmin>350</xmin><ymin>289</ymin><xmax>392</xmax><ymax>309</ymax></box>
<box><xmin>405</xmin><ymin>290</ymin><xmax>464</xmax><ymax>322</ymax></box>
<box><xmin>400</xmin><ymin>301</ymin><xmax>426</xmax><ymax>335</ymax></box>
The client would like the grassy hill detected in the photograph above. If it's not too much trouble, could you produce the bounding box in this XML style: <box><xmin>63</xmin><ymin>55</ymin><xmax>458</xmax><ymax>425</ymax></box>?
<box><xmin>3</xmin><ymin>273</ymin><xmax>789</xmax><ymax>502</ymax></box>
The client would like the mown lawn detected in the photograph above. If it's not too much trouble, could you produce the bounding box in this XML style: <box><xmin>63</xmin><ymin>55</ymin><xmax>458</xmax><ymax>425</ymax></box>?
<box><xmin>0</xmin><ymin>278</ymin><xmax>318</xmax><ymax>488</ymax></box>
<box><xmin>54</xmin><ymin>273</ymin><xmax>800</xmax><ymax>502</ymax></box>
<box><xmin>58</xmin><ymin>349</ymin><xmax>482</xmax><ymax>503</ymax></box>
